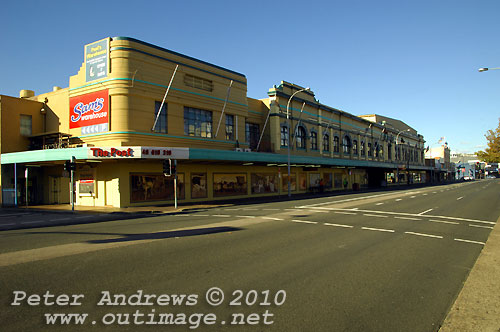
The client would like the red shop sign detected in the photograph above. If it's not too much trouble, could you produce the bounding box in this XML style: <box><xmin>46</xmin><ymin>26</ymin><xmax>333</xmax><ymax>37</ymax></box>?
<box><xmin>69</xmin><ymin>90</ymin><xmax>109</xmax><ymax>129</ymax></box>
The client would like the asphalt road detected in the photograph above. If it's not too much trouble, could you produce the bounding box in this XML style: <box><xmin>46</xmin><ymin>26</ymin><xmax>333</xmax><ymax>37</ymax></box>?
<box><xmin>1</xmin><ymin>179</ymin><xmax>499</xmax><ymax>332</ymax></box>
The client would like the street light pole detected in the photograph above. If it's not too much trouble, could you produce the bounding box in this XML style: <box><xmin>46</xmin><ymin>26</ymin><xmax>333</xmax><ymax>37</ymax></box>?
<box><xmin>287</xmin><ymin>87</ymin><xmax>310</xmax><ymax>198</ymax></box>
<box><xmin>395</xmin><ymin>129</ymin><xmax>410</xmax><ymax>185</ymax></box>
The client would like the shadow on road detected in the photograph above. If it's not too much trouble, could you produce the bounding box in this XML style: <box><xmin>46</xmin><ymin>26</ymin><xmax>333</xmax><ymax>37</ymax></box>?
<box><xmin>86</xmin><ymin>226</ymin><xmax>242</xmax><ymax>244</ymax></box>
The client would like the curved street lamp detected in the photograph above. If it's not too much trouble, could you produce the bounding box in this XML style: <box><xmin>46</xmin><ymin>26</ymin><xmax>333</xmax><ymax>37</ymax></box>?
<box><xmin>479</xmin><ymin>67</ymin><xmax>500</xmax><ymax>72</ymax></box>
<box><xmin>286</xmin><ymin>87</ymin><xmax>310</xmax><ymax>197</ymax></box>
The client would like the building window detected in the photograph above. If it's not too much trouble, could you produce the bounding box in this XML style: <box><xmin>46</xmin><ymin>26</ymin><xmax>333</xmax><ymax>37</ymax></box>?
<box><xmin>333</xmin><ymin>136</ymin><xmax>340</xmax><ymax>153</ymax></box>
<box><xmin>184</xmin><ymin>107</ymin><xmax>212</xmax><ymax>138</ymax></box>
<box><xmin>353</xmin><ymin>140</ymin><xmax>358</xmax><ymax>155</ymax></box>
<box><xmin>323</xmin><ymin>133</ymin><xmax>330</xmax><ymax>152</ymax></box>
<box><xmin>246</xmin><ymin>122</ymin><xmax>259</xmax><ymax>150</ymax></box>
<box><xmin>388</xmin><ymin>143</ymin><xmax>392</xmax><ymax>160</ymax></box>
<box><xmin>343</xmin><ymin>135</ymin><xmax>351</xmax><ymax>155</ymax></box>
<box><xmin>184</xmin><ymin>74</ymin><xmax>213</xmax><ymax>92</ymax></box>
<box><xmin>311</xmin><ymin>131</ymin><xmax>318</xmax><ymax>150</ymax></box>
<box><xmin>296</xmin><ymin>126</ymin><xmax>307</xmax><ymax>149</ymax></box>
<box><xmin>225</xmin><ymin>114</ymin><xmax>234</xmax><ymax>140</ymax></box>
<box><xmin>374</xmin><ymin>142</ymin><xmax>379</xmax><ymax>158</ymax></box>
<box><xmin>360</xmin><ymin>141</ymin><xmax>365</xmax><ymax>156</ymax></box>
<box><xmin>368</xmin><ymin>143</ymin><xmax>372</xmax><ymax>157</ymax></box>
<box><xmin>153</xmin><ymin>102</ymin><xmax>167</xmax><ymax>133</ymax></box>
<box><xmin>20</xmin><ymin>114</ymin><xmax>32</xmax><ymax>136</ymax></box>
<box><xmin>281</xmin><ymin>125</ymin><xmax>289</xmax><ymax>147</ymax></box>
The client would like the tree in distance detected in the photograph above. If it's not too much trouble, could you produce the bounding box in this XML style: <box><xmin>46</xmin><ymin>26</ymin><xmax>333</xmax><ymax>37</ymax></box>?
<box><xmin>477</xmin><ymin>117</ymin><xmax>500</xmax><ymax>163</ymax></box>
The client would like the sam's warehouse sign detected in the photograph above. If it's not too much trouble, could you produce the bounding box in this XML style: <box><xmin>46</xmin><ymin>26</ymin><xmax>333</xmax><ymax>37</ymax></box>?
<box><xmin>85</xmin><ymin>38</ymin><xmax>109</xmax><ymax>82</ymax></box>
<box><xmin>69</xmin><ymin>90</ymin><xmax>109</xmax><ymax>129</ymax></box>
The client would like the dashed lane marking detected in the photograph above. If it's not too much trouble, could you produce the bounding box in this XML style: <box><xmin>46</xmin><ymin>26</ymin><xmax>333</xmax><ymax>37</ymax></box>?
<box><xmin>429</xmin><ymin>219</ymin><xmax>459</xmax><ymax>225</ymax></box>
<box><xmin>324</xmin><ymin>223</ymin><xmax>353</xmax><ymax>228</ymax></box>
<box><xmin>361</xmin><ymin>227</ymin><xmax>395</xmax><ymax>233</ymax></box>
<box><xmin>405</xmin><ymin>231</ymin><xmax>443</xmax><ymax>239</ymax></box>
<box><xmin>334</xmin><ymin>211</ymin><xmax>357</xmax><ymax>215</ymax></box>
<box><xmin>292</xmin><ymin>220</ymin><xmax>318</xmax><ymax>224</ymax></box>
<box><xmin>469</xmin><ymin>224</ymin><xmax>494</xmax><ymax>230</ymax></box>
<box><xmin>302</xmin><ymin>207</ymin><xmax>495</xmax><ymax>225</ymax></box>
<box><xmin>364</xmin><ymin>214</ymin><xmax>388</xmax><ymax>218</ymax></box>
<box><xmin>454</xmin><ymin>238</ymin><xmax>485</xmax><ymax>245</ymax></box>
<box><xmin>395</xmin><ymin>216</ymin><xmax>421</xmax><ymax>221</ymax></box>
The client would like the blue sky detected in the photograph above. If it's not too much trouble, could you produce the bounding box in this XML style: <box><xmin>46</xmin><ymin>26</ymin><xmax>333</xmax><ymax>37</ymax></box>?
<box><xmin>2</xmin><ymin>0</ymin><xmax>499</xmax><ymax>153</ymax></box>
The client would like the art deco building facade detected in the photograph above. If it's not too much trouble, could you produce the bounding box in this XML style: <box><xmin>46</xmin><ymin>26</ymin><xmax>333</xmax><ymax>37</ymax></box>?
<box><xmin>0</xmin><ymin>37</ymin><xmax>428</xmax><ymax>207</ymax></box>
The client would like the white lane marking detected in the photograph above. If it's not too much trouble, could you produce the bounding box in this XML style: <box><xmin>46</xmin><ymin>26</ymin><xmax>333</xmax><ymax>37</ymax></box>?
<box><xmin>310</xmin><ymin>210</ymin><xmax>329</xmax><ymax>213</ymax></box>
<box><xmin>196</xmin><ymin>214</ymin><xmax>210</xmax><ymax>217</ymax></box>
<box><xmin>174</xmin><ymin>214</ymin><xmax>192</xmax><ymax>217</ymax></box>
<box><xmin>75</xmin><ymin>215</ymin><xmax>91</xmax><ymax>219</ymax></box>
<box><xmin>50</xmin><ymin>218</ymin><xmax>71</xmax><ymax>221</ymax></box>
<box><xmin>262</xmin><ymin>217</ymin><xmax>284</xmax><ymax>221</ymax></box>
<box><xmin>0</xmin><ymin>213</ymin><xmax>31</xmax><ymax>218</ymax></box>
<box><xmin>364</xmin><ymin>214</ymin><xmax>388</xmax><ymax>218</ymax></box>
<box><xmin>324</xmin><ymin>223</ymin><xmax>353</xmax><ymax>228</ymax></box>
<box><xmin>429</xmin><ymin>219</ymin><xmax>459</xmax><ymax>225</ymax></box>
<box><xmin>296</xmin><ymin>191</ymin><xmax>410</xmax><ymax>208</ymax></box>
<box><xmin>305</xmin><ymin>207</ymin><xmax>495</xmax><ymax>225</ymax></box>
<box><xmin>263</xmin><ymin>208</ymin><xmax>280</xmax><ymax>211</ymax></box>
<box><xmin>292</xmin><ymin>220</ymin><xmax>318</xmax><ymax>224</ymax></box>
<box><xmin>395</xmin><ymin>216</ymin><xmax>421</xmax><ymax>221</ymax></box>
<box><xmin>423</xmin><ymin>194</ymin><xmax>428</xmax><ymax>196</ymax></box>
<box><xmin>242</xmin><ymin>208</ymin><xmax>258</xmax><ymax>210</ymax></box>
<box><xmin>410</xmin><ymin>196</ymin><xmax>416</xmax><ymax>198</ymax></box>
<box><xmin>334</xmin><ymin>211</ymin><xmax>357</xmax><ymax>215</ymax></box>
<box><xmin>457</xmin><ymin>197</ymin><xmax>464</xmax><ymax>201</ymax></box>
<box><xmin>469</xmin><ymin>224</ymin><xmax>494</xmax><ymax>230</ymax></box>
<box><xmin>418</xmin><ymin>209</ymin><xmax>433</xmax><ymax>215</ymax></box>
<box><xmin>454</xmin><ymin>238</ymin><xmax>485</xmax><ymax>245</ymax></box>
<box><xmin>212</xmin><ymin>215</ymin><xmax>231</xmax><ymax>217</ymax></box>
<box><xmin>376</xmin><ymin>203</ymin><xmax>384</xmax><ymax>206</ymax></box>
<box><xmin>395</xmin><ymin>199</ymin><xmax>403</xmax><ymax>201</ymax></box>
<box><xmin>224</xmin><ymin>208</ymin><xmax>240</xmax><ymax>211</ymax></box>
<box><xmin>236</xmin><ymin>215</ymin><xmax>256</xmax><ymax>218</ymax></box>
<box><xmin>361</xmin><ymin>227</ymin><xmax>395</xmax><ymax>233</ymax></box>
<box><xmin>405</xmin><ymin>231</ymin><xmax>443</xmax><ymax>239</ymax></box>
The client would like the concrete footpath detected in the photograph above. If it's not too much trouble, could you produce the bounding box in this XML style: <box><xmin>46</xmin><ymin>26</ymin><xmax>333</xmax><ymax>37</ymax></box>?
<box><xmin>439</xmin><ymin>214</ymin><xmax>500</xmax><ymax>332</ymax></box>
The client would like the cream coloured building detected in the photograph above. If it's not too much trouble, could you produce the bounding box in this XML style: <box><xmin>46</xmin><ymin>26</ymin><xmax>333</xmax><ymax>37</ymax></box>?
<box><xmin>0</xmin><ymin>37</ymin><xmax>430</xmax><ymax>207</ymax></box>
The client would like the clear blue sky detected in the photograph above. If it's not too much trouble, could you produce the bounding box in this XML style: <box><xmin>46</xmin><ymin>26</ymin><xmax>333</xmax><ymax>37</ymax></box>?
<box><xmin>2</xmin><ymin>0</ymin><xmax>499</xmax><ymax>154</ymax></box>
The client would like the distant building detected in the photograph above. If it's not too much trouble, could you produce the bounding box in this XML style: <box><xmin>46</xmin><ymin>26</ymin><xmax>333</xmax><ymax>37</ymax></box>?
<box><xmin>425</xmin><ymin>144</ymin><xmax>453</xmax><ymax>182</ymax></box>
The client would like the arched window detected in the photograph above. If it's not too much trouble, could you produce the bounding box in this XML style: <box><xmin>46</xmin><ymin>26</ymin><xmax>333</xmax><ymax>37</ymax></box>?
<box><xmin>374</xmin><ymin>142</ymin><xmax>379</xmax><ymax>158</ymax></box>
<box><xmin>296</xmin><ymin>126</ymin><xmax>307</xmax><ymax>149</ymax></box>
<box><xmin>323</xmin><ymin>133</ymin><xmax>330</xmax><ymax>152</ymax></box>
<box><xmin>333</xmin><ymin>136</ymin><xmax>340</xmax><ymax>153</ymax></box>
<box><xmin>388</xmin><ymin>143</ymin><xmax>392</xmax><ymax>160</ymax></box>
<box><xmin>280</xmin><ymin>125</ymin><xmax>289</xmax><ymax>147</ymax></box>
<box><xmin>343</xmin><ymin>135</ymin><xmax>351</xmax><ymax>155</ymax></box>
<box><xmin>353</xmin><ymin>140</ymin><xmax>358</xmax><ymax>155</ymax></box>
<box><xmin>367</xmin><ymin>142</ymin><xmax>372</xmax><ymax>157</ymax></box>
<box><xmin>360</xmin><ymin>141</ymin><xmax>365</xmax><ymax>156</ymax></box>
<box><xmin>311</xmin><ymin>131</ymin><xmax>318</xmax><ymax>150</ymax></box>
